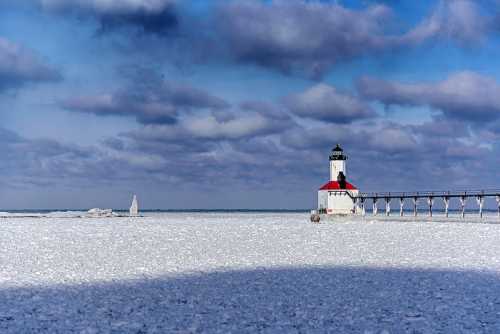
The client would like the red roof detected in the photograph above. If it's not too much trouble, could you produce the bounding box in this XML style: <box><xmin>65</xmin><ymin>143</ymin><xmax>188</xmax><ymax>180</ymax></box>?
<box><xmin>319</xmin><ymin>181</ymin><xmax>357</xmax><ymax>190</ymax></box>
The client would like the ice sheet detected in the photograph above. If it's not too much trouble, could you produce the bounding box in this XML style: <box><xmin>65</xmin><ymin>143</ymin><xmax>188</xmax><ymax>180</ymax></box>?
<box><xmin>2</xmin><ymin>213</ymin><xmax>500</xmax><ymax>332</ymax></box>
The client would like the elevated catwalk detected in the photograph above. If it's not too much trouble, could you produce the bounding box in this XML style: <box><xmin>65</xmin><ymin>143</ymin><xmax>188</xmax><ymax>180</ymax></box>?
<box><xmin>356</xmin><ymin>189</ymin><xmax>500</xmax><ymax>218</ymax></box>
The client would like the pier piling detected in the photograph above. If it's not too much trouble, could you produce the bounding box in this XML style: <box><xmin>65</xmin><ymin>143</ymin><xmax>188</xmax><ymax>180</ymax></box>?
<box><xmin>476</xmin><ymin>195</ymin><xmax>484</xmax><ymax>218</ymax></box>
<box><xmin>399</xmin><ymin>197</ymin><xmax>404</xmax><ymax>217</ymax></box>
<box><xmin>427</xmin><ymin>196</ymin><xmax>434</xmax><ymax>217</ymax></box>
<box><xmin>385</xmin><ymin>197</ymin><xmax>391</xmax><ymax>216</ymax></box>
<box><xmin>443</xmin><ymin>196</ymin><xmax>450</xmax><ymax>218</ymax></box>
<box><xmin>413</xmin><ymin>197</ymin><xmax>418</xmax><ymax>217</ymax></box>
<box><xmin>497</xmin><ymin>195</ymin><xmax>500</xmax><ymax>218</ymax></box>
<box><xmin>460</xmin><ymin>196</ymin><xmax>467</xmax><ymax>218</ymax></box>
<box><xmin>373</xmin><ymin>198</ymin><xmax>378</xmax><ymax>216</ymax></box>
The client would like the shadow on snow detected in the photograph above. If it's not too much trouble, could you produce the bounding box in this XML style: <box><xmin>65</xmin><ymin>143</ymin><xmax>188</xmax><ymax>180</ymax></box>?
<box><xmin>1</xmin><ymin>266</ymin><xmax>500</xmax><ymax>333</ymax></box>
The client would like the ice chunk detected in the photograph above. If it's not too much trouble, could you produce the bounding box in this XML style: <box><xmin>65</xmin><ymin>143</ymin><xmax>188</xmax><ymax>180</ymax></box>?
<box><xmin>86</xmin><ymin>208</ymin><xmax>114</xmax><ymax>218</ymax></box>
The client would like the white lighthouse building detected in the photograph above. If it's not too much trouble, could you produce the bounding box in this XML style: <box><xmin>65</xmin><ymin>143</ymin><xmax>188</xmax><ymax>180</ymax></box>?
<box><xmin>317</xmin><ymin>144</ymin><xmax>359</xmax><ymax>215</ymax></box>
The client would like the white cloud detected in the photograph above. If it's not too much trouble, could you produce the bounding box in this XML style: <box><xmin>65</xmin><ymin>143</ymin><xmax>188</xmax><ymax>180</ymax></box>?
<box><xmin>39</xmin><ymin>0</ymin><xmax>175</xmax><ymax>14</ymax></box>
<box><xmin>284</xmin><ymin>84</ymin><xmax>374</xmax><ymax>123</ymax></box>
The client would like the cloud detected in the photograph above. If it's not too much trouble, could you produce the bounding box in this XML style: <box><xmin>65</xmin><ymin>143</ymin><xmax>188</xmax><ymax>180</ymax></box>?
<box><xmin>411</xmin><ymin>117</ymin><xmax>471</xmax><ymax>139</ymax></box>
<box><xmin>2</xmin><ymin>113</ymin><xmax>497</xmax><ymax>202</ymax></box>
<box><xmin>4</xmin><ymin>2</ymin><xmax>500</xmax><ymax>205</ymax></box>
<box><xmin>102</xmin><ymin>105</ymin><xmax>297</xmax><ymax>185</ymax></box>
<box><xmin>280</xmin><ymin>124</ymin><xmax>358</xmax><ymax>151</ymax></box>
<box><xmin>61</xmin><ymin>71</ymin><xmax>230</xmax><ymax>124</ymax></box>
<box><xmin>0</xmin><ymin>127</ymin><xmax>101</xmax><ymax>185</ymax></box>
<box><xmin>39</xmin><ymin>0</ymin><xmax>178</xmax><ymax>34</ymax></box>
<box><xmin>216</xmin><ymin>1</ymin><xmax>391</xmax><ymax>79</ymax></box>
<box><xmin>123</xmin><ymin>110</ymin><xmax>291</xmax><ymax>145</ymax></box>
<box><xmin>367</xmin><ymin>125</ymin><xmax>418</xmax><ymax>154</ymax></box>
<box><xmin>358</xmin><ymin>71</ymin><xmax>500</xmax><ymax>122</ymax></box>
<box><xmin>185</xmin><ymin>113</ymin><xmax>287</xmax><ymax>140</ymax></box>
<box><xmin>0</xmin><ymin>37</ymin><xmax>61</xmax><ymax>93</ymax></box>
<box><xmin>240</xmin><ymin>100</ymin><xmax>291</xmax><ymax>121</ymax></box>
<box><xmin>280</xmin><ymin>122</ymin><xmax>417</xmax><ymax>155</ymax></box>
<box><xmin>400</xmin><ymin>0</ymin><xmax>488</xmax><ymax>45</ymax></box>
<box><xmin>29</xmin><ymin>0</ymin><xmax>497</xmax><ymax>81</ymax></box>
<box><xmin>0</xmin><ymin>127</ymin><xmax>22</xmax><ymax>143</ymax></box>
<box><xmin>279</xmin><ymin>118</ymin><xmax>500</xmax><ymax>192</ymax></box>
<box><xmin>214</xmin><ymin>0</ymin><xmax>494</xmax><ymax>79</ymax></box>
<box><xmin>283</xmin><ymin>84</ymin><xmax>375</xmax><ymax>123</ymax></box>
<box><xmin>0</xmin><ymin>126</ymin><xmax>185</xmax><ymax>188</ymax></box>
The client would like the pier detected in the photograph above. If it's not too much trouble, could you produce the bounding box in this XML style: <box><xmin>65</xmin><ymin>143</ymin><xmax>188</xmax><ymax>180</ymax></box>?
<box><xmin>315</xmin><ymin>145</ymin><xmax>500</xmax><ymax>220</ymax></box>
<box><xmin>356</xmin><ymin>189</ymin><xmax>500</xmax><ymax>218</ymax></box>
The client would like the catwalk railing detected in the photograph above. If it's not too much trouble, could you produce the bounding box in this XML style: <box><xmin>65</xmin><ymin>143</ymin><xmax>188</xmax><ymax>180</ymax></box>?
<box><xmin>355</xmin><ymin>189</ymin><xmax>500</xmax><ymax>218</ymax></box>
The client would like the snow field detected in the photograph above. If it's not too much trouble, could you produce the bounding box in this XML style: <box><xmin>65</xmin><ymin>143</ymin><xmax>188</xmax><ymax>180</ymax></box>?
<box><xmin>2</xmin><ymin>213</ymin><xmax>500</xmax><ymax>332</ymax></box>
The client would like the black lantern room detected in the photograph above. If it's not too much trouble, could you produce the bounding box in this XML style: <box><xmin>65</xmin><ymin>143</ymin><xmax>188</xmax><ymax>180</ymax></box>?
<box><xmin>329</xmin><ymin>144</ymin><xmax>347</xmax><ymax>161</ymax></box>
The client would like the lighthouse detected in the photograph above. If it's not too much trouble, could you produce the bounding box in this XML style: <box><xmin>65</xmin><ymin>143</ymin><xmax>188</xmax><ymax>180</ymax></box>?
<box><xmin>317</xmin><ymin>144</ymin><xmax>360</xmax><ymax>215</ymax></box>
<box><xmin>330</xmin><ymin>144</ymin><xmax>347</xmax><ymax>181</ymax></box>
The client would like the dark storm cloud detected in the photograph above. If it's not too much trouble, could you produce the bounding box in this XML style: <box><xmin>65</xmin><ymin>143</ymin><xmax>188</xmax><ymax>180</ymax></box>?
<box><xmin>61</xmin><ymin>74</ymin><xmax>230</xmax><ymax>124</ymax></box>
<box><xmin>214</xmin><ymin>0</ymin><xmax>491</xmax><ymax>79</ymax></box>
<box><xmin>0</xmin><ymin>37</ymin><xmax>61</xmax><ymax>93</ymax></box>
<box><xmin>283</xmin><ymin>84</ymin><xmax>375</xmax><ymax>123</ymax></box>
<box><xmin>38</xmin><ymin>0</ymin><xmax>178</xmax><ymax>34</ymax></box>
<box><xmin>357</xmin><ymin>72</ymin><xmax>500</xmax><ymax>122</ymax></box>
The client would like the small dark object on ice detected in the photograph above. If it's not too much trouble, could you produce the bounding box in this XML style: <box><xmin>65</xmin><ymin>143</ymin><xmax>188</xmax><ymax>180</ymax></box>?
<box><xmin>310</xmin><ymin>214</ymin><xmax>321</xmax><ymax>223</ymax></box>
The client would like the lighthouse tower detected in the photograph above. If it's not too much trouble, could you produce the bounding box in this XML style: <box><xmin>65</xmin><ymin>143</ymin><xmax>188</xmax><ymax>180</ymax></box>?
<box><xmin>317</xmin><ymin>144</ymin><xmax>359</xmax><ymax>215</ymax></box>
<box><xmin>330</xmin><ymin>144</ymin><xmax>347</xmax><ymax>181</ymax></box>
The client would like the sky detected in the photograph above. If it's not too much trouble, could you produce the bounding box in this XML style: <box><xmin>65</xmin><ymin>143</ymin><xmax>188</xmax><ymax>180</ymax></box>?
<box><xmin>1</xmin><ymin>0</ymin><xmax>500</xmax><ymax>210</ymax></box>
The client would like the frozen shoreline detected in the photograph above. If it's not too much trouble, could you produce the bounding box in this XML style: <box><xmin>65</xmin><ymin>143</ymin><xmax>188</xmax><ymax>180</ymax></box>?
<box><xmin>2</xmin><ymin>213</ymin><xmax>500</xmax><ymax>332</ymax></box>
<box><xmin>3</xmin><ymin>212</ymin><xmax>500</xmax><ymax>286</ymax></box>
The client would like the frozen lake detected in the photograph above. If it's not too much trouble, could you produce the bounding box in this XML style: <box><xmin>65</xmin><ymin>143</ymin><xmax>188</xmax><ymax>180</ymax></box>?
<box><xmin>2</xmin><ymin>212</ymin><xmax>500</xmax><ymax>333</ymax></box>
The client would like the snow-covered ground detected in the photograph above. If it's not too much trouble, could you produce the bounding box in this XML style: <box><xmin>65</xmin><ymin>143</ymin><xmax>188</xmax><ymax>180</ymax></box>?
<box><xmin>2</xmin><ymin>212</ymin><xmax>500</xmax><ymax>333</ymax></box>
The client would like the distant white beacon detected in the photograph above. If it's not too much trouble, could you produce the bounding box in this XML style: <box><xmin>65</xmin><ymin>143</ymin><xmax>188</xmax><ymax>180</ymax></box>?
<box><xmin>129</xmin><ymin>194</ymin><xmax>139</xmax><ymax>217</ymax></box>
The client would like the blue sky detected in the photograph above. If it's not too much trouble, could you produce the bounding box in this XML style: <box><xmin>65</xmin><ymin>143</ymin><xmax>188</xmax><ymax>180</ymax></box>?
<box><xmin>1</xmin><ymin>0</ymin><xmax>499</xmax><ymax>209</ymax></box>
